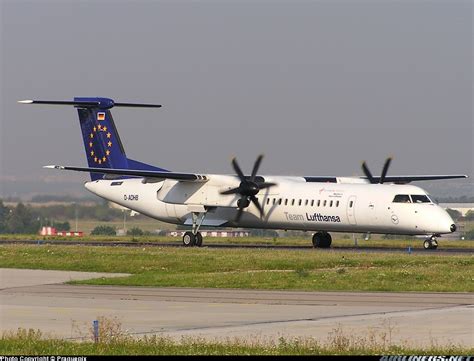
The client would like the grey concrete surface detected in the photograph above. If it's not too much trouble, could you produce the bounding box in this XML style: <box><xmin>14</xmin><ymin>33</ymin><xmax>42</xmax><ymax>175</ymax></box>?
<box><xmin>0</xmin><ymin>268</ymin><xmax>129</xmax><ymax>289</ymax></box>
<box><xmin>0</xmin><ymin>268</ymin><xmax>472</xmax><ymax>347</ymax></box>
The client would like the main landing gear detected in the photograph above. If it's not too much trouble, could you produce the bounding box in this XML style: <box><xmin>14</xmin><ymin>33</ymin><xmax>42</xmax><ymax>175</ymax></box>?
<box><xmin>423</xmin><ymin>235</ymin><xmax>438</xmax><ymax>250</ymax></box>
<box><xmin>312</xmin><ymin>232</ymin><xmax>332</xmax><ymax>248</ymax></box>
<box><xmin>182</xmin><ymin>231</ymin><xmax>203</xmax><ymax>247</ymax></box>
<box><xmin>182</xmin><ymin>211</ymin><xmax>207</xmax><ymax>247</ymax></box>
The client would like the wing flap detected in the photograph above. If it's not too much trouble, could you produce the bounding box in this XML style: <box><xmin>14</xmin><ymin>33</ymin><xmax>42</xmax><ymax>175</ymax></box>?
<box><xmin>183</xmin><ymin>218</ymin><xmax>228</xmax><ymax>227</ymax></box>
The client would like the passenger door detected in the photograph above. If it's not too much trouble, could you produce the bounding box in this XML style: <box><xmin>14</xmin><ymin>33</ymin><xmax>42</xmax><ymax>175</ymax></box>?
<box><xmin>346</xmin><ymin>195</ymin><xmax>357</xmax><ymax>225</ymax></box>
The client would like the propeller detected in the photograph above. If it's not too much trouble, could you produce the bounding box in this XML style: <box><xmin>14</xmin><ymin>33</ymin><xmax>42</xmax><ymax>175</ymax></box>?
<box><xmin>361</xmin><ymin>157</ymin><xmax>392</xmax><ymax>184</ymax></box>
<box><xmin>220</xmin><ymin>154</ymin><xmax>276</xmax><ymax>222</ymax></box>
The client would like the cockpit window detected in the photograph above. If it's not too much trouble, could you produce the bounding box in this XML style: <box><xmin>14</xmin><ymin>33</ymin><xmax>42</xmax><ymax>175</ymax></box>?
<box><xmin>411</xmin><ymin>195</ymin><xmax>431</xmax><ymax>203</ymax></box>
<box><xmin>393</xmin><ymin>194</ymin><xmax>411</xmax><ymax>203</ymax></box>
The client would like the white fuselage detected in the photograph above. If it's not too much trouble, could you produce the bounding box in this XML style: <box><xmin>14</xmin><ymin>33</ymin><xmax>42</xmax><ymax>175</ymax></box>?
<box><xmin>85</xmin><ymin>175</ymin><xmax>455</xmax><ymax>236</ymax></box>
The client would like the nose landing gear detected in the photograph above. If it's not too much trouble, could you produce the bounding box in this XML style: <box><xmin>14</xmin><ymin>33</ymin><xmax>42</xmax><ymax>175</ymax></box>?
<box><xmin>423</xmin><ymin>236</ymin><xmax>438</xmax><ymax>250</ymax></box>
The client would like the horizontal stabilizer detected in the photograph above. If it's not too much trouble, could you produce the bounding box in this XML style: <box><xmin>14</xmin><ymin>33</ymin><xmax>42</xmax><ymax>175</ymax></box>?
<box><xmin>18</xmin><ymin>98</ymin><xmax>161</xmax><ymax>109</ymax></box>
<box><xmin>44</xmin><ymin>165</ymin><xmax>208</xmax><ymax>182</ymax></box>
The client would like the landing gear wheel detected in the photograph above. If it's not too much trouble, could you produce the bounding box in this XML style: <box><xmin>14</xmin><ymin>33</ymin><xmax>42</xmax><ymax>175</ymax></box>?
<box><xmin>195</xmin><ymin>232</ymin><xmax>203</xmax><ymax>247</ymax></box>
<box><xmin>182</xmin><ymin>231</ymin><xmax>196</xmax><ymax>247</ymax></box>
<box><xmin>323</xmin><ymin>233</ymin><xmax>332</xmax><ymax>248</ymax></box>
<box><xmin>312</xmin><ymin>233</ymin><xmax>321</xmax><ymax>248</ymax></box>
<box><xmin>423</xmin><ymin>238</ymin><xmax>438</xmax><ymax>250</ymax></box>
<box><xmin>312</xmin><ymin>232</ymin><xmax>332</xmax><ymax>248</ymax></box>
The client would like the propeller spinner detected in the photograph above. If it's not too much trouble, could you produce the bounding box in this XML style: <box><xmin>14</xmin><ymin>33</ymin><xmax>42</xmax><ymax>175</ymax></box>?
<box><xmin>220</xmin><ymin>155</ymin><xmax>276</xmax><ymax>222</ymax></box>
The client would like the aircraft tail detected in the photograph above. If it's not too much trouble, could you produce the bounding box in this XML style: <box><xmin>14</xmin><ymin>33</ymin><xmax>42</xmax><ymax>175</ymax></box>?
<box><xmin>19</xmin><ymin>97</ymin><xmax>167</xmax><ymax>180</ymax></box>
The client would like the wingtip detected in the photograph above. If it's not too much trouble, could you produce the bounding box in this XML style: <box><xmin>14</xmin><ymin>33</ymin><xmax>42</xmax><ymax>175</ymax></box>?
<box><xmin>18</xmin><ymin>100</ymin><xmax>33</xmax><ymax>104</ymax></box>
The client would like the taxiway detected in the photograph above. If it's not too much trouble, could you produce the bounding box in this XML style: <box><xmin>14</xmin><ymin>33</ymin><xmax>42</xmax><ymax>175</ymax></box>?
<box><xmin>0</xmin><ymin>268</ymin><xmax>472</xmax><ymax>347</ymax></box>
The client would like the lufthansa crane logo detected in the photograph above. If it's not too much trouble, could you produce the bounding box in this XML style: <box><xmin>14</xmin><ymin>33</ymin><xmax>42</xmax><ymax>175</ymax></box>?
<box><xmin>391</xmin><ymin>214</ymin><xmax>399</xmax><ymax>224</ymax></box>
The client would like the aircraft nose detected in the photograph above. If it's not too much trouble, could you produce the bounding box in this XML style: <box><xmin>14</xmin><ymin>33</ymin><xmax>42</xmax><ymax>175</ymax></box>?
<box><xmin>432</xmin><ymin>206</ymin><xmax>457</xmax><ymax>234</ymax></box>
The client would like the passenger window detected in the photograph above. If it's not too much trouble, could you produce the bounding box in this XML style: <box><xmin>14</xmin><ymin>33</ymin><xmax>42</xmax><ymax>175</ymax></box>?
<box><xmin>411</xmin><ymin>195</ymin><xmax>431</xmax><ymax>203</ymax></box>
<box><xmin>284</xmin><ymin>199</ymin><xmax>288</xmax><ymax>206</ymax></box>
<box><xmin>298</xmin><ymin>199</ymin><xmax>302</xmax><ymax>206</ymax></box>
<box><xmin>393</xmin><ymin>195</ymin><xmax>411</xmax><ymax>203</ymax></box>
<box><xmin>336</xmin><ymin>201</ymin><xmax>339</xmax><ymax>207</ymax></box>
<box><xmin>266</xmin><ymin>198</ymin><xmax>270</xmax><ymax>205</ymax></box>
<box><xmin>291</xmin><ymin>199</ymin><xmax>295</xmax><ymax>206</ymax></box>
<box><xmin>323</xmin><ymin>200</ymin><xmax>327</xmax><ymax>207</ymax></box>
<box><xmin>273</xmin><ymin>198</ymin><xmax>276</xmax><ymax>205</ymax></box>
<box><xmin>278</xmin><ymin>198</ymin><xmax>282</xmax><ymax>205</ymax></box>
<box><xmin>329</xmin><ymin>200</ymin><xmax>333</xmax><ymax>207</ymax></box>
<box><xmin>349</xmin><ymin>201</ymin><xmax>353</xmax><ymax>208</ymax></box>
<box><xmin>317</xmin><ymin>200</ymin><xmax>320</xmax><ymax>207</ymax></box>
<box><xmin>305</xmin><ymin>199</ymin><xmax>308</xmax><ymax>206</ymax></box>
<box><xmin>311</xmin><ymin>200</ymin><xmax>314</xmax><ymax>206</ymax></box>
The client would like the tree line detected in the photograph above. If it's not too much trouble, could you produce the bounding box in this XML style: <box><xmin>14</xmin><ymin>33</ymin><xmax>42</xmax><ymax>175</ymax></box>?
<box><xmin>0</xmin><ymin>199</ymin><xmax>126</xmax><ymax>234</ymax></box>
<box><xmin>0</xmin><ymin>201</ymin><xmax>41</xmax><ymax>234</ymax></box>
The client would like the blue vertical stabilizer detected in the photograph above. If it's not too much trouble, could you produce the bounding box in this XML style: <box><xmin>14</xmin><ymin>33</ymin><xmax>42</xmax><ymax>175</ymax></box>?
<box><xmin>19</xmin><ymin>97</ymin><xmax>166</xmax><ymax>180</ymax></box>
<box><xmin>74</xmin><ymin>97</ymin><xmax>167</xmax><ymax>180</ymax></box>
<box><xmin>76</xmin><ymin>98</ymin><xmax>129</xmax><ymax>180</ymax></box>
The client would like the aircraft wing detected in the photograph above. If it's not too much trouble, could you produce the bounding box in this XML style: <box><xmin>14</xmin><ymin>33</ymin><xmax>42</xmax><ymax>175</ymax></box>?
<box><xmin>361</xmin><ymin>175</ymin><xmax>468</xmax><ymax>183</ymax></box>
<box><xmin>304</xmin><ymin>174</ymin><xmax>468</xmax><ymax>184</ymax></box>
<box><xmin>44</xmin><ymin>165</ymin><xmax>208</xmax><ymax>182</ymax></box>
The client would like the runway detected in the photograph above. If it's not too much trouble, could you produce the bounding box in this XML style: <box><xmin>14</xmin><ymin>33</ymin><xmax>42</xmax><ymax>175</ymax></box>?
<box><xmin>0</xmin><ymin>268</ymin><xmax>472</xmax><ymax>347</ymax></box>
<box><xmin>1</xmin><ymin>239</ymin><xmax>472</xmax><ymax>254</ymax></box>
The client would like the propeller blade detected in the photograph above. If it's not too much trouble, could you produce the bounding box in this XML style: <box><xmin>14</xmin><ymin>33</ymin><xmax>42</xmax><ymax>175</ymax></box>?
<box><xmin>258</xmin><ymin>182</ymin><xmax>276</xmax><ymax>190</ymax></box>
<box><xmin>250</xmin><ymin>154</ymin><xmax>264</xmax><ymax>182</ymax></box>
<box><xmin>231</xmin><ymin>157</ymin><xmax>246</xmax><ymax>182</ymax></box>
<box><xmin>379</xmin><ymin>157</ymin><xmax>392</xmax><ymax>184</ymax></box>
<box><xmin>250</xmin><ymin>196</ymin><xmax>264</xmax><ymax>217</ymax></box>
<box><xmin>235</xmin><ymin>206</ymin><xmax>244</xmax><ymax>223</ymax></box>
<box><xmin>220</xmin><ymin>187</ymin><xmax>241</xmax><ymax>195</ymax></box>
<box><xmin>362</xmin><ymin>161</ymin><xmax>376</xmax><ymax>184</ymax></box>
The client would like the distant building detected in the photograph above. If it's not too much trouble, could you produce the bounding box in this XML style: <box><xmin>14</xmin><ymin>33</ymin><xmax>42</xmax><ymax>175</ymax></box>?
<box><xmin>440</xmin><ymin>203</ymin><xmax>474</xmax><ymax>217</ymax></box>
<box><xmin>39</xmin><ymin>227</ymin><xmax>83</xmax><ymax>236</ymax></box>
<box><xmin>168</xmin><ymin>230</ymin><xmax>250</xmax><ymax>237</ymax></box>
<box><xmin>40</xmin><ymin>226</ymin><xmax>56</xmax><ymax>236</ymax></box>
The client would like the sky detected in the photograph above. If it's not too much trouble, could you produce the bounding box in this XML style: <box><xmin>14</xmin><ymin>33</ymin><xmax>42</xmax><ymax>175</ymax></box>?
<box><xmin>0</xmin><ymin>0</ymin><xmax>472</xmax><ymax>198</ymax></box>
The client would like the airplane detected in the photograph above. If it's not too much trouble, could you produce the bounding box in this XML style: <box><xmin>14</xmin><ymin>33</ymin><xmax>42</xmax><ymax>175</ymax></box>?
<box><xmin>19</xmin><ymin>97</ymin><xmax>468</xmax><ymax>250</ymax></box>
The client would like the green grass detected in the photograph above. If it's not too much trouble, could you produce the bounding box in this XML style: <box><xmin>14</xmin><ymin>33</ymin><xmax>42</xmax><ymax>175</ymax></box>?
<box><xmin>0</xmin><ymin>244</ymin><xmax>472</xmax><ymax>292</ymax></box>
<box><xmin>1</xmin><ymin>325</ymin><xmax>471</xmax><ymax>355</ymax></box>
<box><xmin>0</xmin><ymin>233</ymin><xmax>473</xmax><ymax>249</ymax></box>
<box><xmin>65</xmin><ymin>219</ymin><xmax>171</xmax><ymax>234</ymax></box>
